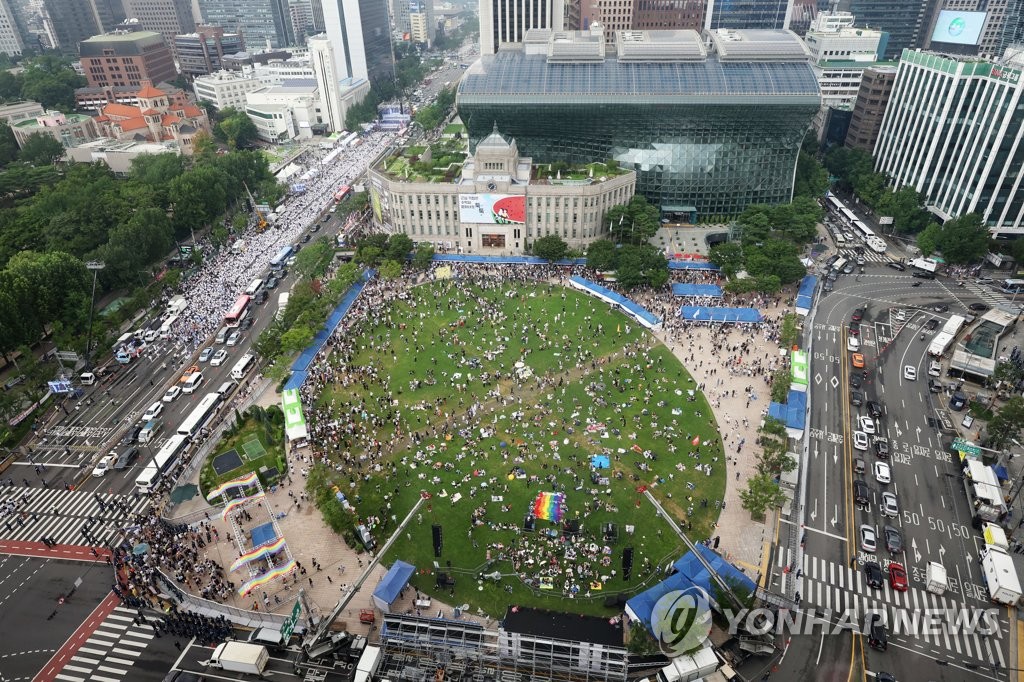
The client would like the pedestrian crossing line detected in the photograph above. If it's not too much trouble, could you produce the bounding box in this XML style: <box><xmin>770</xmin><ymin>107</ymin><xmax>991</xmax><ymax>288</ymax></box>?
<box><xmin>96</xmin><ymin>665</ymin><xmax>128</xmax><ymax>675</ymax></box>
<box><xmin>105</xmin><ymin>657</ymin><xmax>134</xmax><ymax>666</ymax></box>
<box><xmin>54</xmin><ymin>674</ymin><xmax>84</xmax><ymax>682</ymax></box>
<box><xmin>91</xmin><ymin>675</ymin><xmax>120</xmax><ymax>682</ymax></box>
<box><xmin>61</xmin><ymin>665</ymin><xmax>91</xmax><ymax>674</ymax></box>
<box><xmin>76</xmin><ymin>647</ymin><xmax>106</xmax><ymax>656</ymax></box>
<box><xmin>70</xmin><ymin>655</ymin><xmax>100</xmax><ymax>665</ymax></box>
<box><xmin>106</xmin><ymin>614</ymin><xmax>133</xmax><ymax>622</ymax></box>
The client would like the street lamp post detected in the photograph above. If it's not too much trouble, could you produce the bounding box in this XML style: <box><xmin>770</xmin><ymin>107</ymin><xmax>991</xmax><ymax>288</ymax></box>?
<box><xmin>83</xmin><ymin>261</ymin><xmax>105</xmax><ymax>371</ymax></box>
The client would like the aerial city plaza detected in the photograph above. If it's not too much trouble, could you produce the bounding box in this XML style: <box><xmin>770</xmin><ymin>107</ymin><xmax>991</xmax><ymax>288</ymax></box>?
<box><xmin>1</xmin><ymin>0</ymin><xmax>1024</xmax><ymax>681</ymax></box>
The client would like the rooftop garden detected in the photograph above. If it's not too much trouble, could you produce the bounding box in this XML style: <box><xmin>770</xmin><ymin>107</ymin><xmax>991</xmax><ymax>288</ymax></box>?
<box><xmin>533</xmin><ymin>160</ymin><xmax>629</xmax><ymax>183</ymax></box>
<box><xmin>383</xmin><ymin>139</ymin><xmax>468</xmax><ymax>183</ymax></box>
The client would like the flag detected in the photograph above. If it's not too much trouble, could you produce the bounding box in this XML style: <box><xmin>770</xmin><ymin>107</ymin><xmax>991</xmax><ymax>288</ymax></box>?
<box><xmin>691</xmin><ymin>435</ymin><xmax>701</xmax><ymax>446</ymax></box>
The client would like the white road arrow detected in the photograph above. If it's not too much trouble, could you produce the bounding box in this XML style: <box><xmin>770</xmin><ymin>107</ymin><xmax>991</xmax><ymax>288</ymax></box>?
<box><xmin>831</xmin><ymin>506</ymin><xmax>838</xmax><ymax>528</ymax></box>
<box><xmin>833</xmin><ymin>447</ymin><xmax>839</xmax><ymax>465</ymax></box>
<box><xmin>810</xmin><ymin>498</ymin><xmax>818</xmax><ymax>522</ymax></box>
<box><xmin>814</xmin><ymin>445</ymin><xmax>819</xmax><ymax>459</ymax></box>
<box><xmin>939</xmin><ymin>545</ymin><xmax>946</xmax><ymax>560</ymax></box>
<box><xmin>912</xmin><ymin>538</ymin><xmax>922</xmax><ymax>564</ymax></box>
<box><xmin>915</xmin><ymin>426</ymin><xmax>922</xmax><ymax>442</ymax></box>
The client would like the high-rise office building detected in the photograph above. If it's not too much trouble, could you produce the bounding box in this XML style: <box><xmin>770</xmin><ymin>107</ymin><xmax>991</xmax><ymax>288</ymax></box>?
<box><xmin>0</xmin><ymin>0</ymin><xmax>25</xmax><ymax>56</ymax></box>
<box><xmin>174</xmin><ymin>25</ymin><xmax>244</xmax><ymax>76</ymax></box>
<box><xmin>479</xmin><ymin>0</ymin><xmax>564</xmax><ymax>54</ymax></box>
<box><xmin>705</xmin><ymin>0</ymin><xmax>793</xmax><ymax>30</ymax></box>
<box><xmin>289</xmin><ymin>0</ymin><xmax>316</xmax><ymax>40</ymax></box>
<box><xmin>123</xmin><ymin>0</ymin><xmax>198</xmax><ymax>48</ymax></box>
<box><xmin>309</xmin><ymin>33</ymin><xmax>344</xmax><ymax>130</ymax></box>
<box><xmin>458</xmin><ymin>27</ymin><xmax>820</xmax><ymax>217</ymax></box>
<box><xmin>844</xmin><ymin>64</ymin><xmax>895</xmax><ymax>152</ymax></box>
<box><xmin>631</xmin><ymin>0</ymin><xmax>704</xmax><ymax>34</ymax></box>
<box><xmin>844</xmin><ymin>0</ymin><xmax>939</xmax><ymax>59</ymax></box>
<box><xmin>41</xmin><ymin>0</ymin><xmax>102</xmax><ymax>51</ymax></box>
<box><xmin>321</xmin><ymin>0</ymin><xmax>394</xmax><ymax>83</ymax></box>
<box><xmin>198</xmin><ymin>0</ymin><xmax>294</xmax><ymax>48</ymax></box>
<box><xmin>874</xmin><ymin>49</ymin><xmax>1024</xmax><ymax>236</ymax></box>
<box><xmin>79</xmin><ymin>30</ymin><xmax>178</xmax><ymax>88</ymax></box>
<box><xmin>579</xmin><ymin>0</ymin><xmax>634</xmax><ymax>40</ymax></box>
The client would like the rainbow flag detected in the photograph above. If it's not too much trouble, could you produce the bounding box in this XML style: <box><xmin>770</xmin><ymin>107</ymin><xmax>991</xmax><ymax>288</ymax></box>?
<box><xmin>238</xmin><ymin>559</ymin><xmax>296</xmax><ymax>597</ymax></box>
<box><xmin>531</xmin><ymin>491</ymin><xmax>566</xmax><ymax>523</ymax></box>
<box><xmin>231</xmin><ymin>536</ymin><xmax>287</xmax><ymax>572</ymax></box>
<box><xmin>206</xmin><ymin>472</ymin><xmax>260</xmax><ymax>501</ymax></box>
<box><xmin>221</xmin><ymin>492</ymin><xmax>265</xmax><ymax>522</ymax></box>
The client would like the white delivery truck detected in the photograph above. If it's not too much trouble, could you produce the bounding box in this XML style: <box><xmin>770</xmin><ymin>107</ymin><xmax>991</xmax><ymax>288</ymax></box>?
<box><xmin>353</xmin><ymin>645</ymin><xmax>382</xmax><ymax>682</ymax></box>
<box><xmin>200</xmin><ymin>641</ymin><xmax>269</xmax><ymax>675</ymax></box>
<box><xmin>650</xmin><ymin>648</ymin><xmax>720</xmax><ymax>682</ymax></box>
<box><xmin>925</xmin><ymin>562</ymin><xmax>948</xmax><ymax>595</ymax></box>
<box><xmin>980</xmin><ymin>546</ymin><xmax>1023</xmax><ymax>605</ymax></box>
<box><xmin>983</xmin><ymin>522</ymin><xmax>1010</xmax><ymax>550</ymax></box>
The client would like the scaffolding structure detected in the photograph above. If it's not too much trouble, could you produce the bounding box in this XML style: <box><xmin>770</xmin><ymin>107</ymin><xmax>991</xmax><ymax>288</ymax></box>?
<box><xmin>377</xmin><ymin>614</ymin><xmax>629</xmax><ymax>682</ymax></box>
<box><xmin>212</xmin><ymin>475</ymin><xmax>294</xmax><ymax>581</ymax></box>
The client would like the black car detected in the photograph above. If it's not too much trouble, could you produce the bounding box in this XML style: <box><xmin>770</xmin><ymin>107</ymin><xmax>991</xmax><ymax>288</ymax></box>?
<box><xmin>887</xmin><ymin>261</ymin><xmax>906</xmax><ymax>271</ymax></box>
<box><xmin>850</xmin><ymin>390</ymin><xmax>863</xmax><ymax>407</ymax></box>
<box><xmin>864</xmin><ymin>562</ymin><xmax>884</xmax><ymax>589</ymax></box>
<box><xmin>122</xmin><ymin>424</ymin><xmax>143</xmax><ymax>445</ymax></box>
<box><xmin>912</xmin><ymin>270</ymin><xmax>935</xmax><ymax>279</ymax></box>
<box><xmin>278</xmin><ymin>268</ymin><xmax>289</xmax><ymax>280</ymax></box>
<box><xmin>823</xmin><ymin>280</ymin><xmax>834</xmax><ymax>292</ymax></box>
<box><xmin>850</xmin><ymin>373</ymin><xmax>862</xmax><ymax>389</ymax></box>
<box><xmin>925</xmin><ymin>318</ymin><xmax>939</xmax><ymax>330</ymax></box>
<box><xmin>874</xmin><ymin>440</ymin><xmax>890</xmax><ymax>459</ymax></box>
<box><xmin>854</xmin><ymin>480</ymin><xmax>870</xmax><ymax>507</ymax></box>
<box><xmin>867</xmin><ymin>612</ymin><xmax>888</xmax><ymax>650</ymax></box>
<box><xmin>321</xmin><ymin>215</ymin><xmax>330</xmax><ymax>223</ymax></box>
<box><xmin>114</xmin><ymin>447</ymin><xmax>139</xmax><ymax>470</ymax></box>
<box><xmin>866</xmin><ymin>401</ymin><xmax>883</xmax><ymax>418</ymax></box>
<box><xmin>969</xmin><ymin>302</ymin><xmax>990</xmax><ymax>312</ymax></box>
<box><xmin>265</xmin><ymin>277</ymin><xmax>279</xmax><ymax>290</ymax></box>
<box><xmin>310</xmin><ymin>223</ymin><xmax>321</xmax><ymax>232</ymax></box>
<box><xmin>292</xmin><ymin>244</ymin><xmax>302</xmax><ymax>253</ymax></box>
<box><xmin>254</xmin><ymin>290</ymin><xmax>268</xmax><ymax>304</ymax></box>
<box><xmin>301</xmin><ymin>233</ymin><xmax>311</xmax><ymax>243</ymax></box>
<box><xmin>851</xmin><ymin>308</ymin><xmax>864</xmax><ymax>322</ymax></box>
<box><xmin>853</xmin><ymin>246</ymin><xmax>865</xmax><ymax>255</ymax></box>
<box><xmin>239</xmin><ymin>317</ymin><xmax>255</xmax><ymax>331</ymax></box>
<box><xmin>883</xmin><ymin>525</ymin><xmax>903</xmax><ymax>554</ymax></box>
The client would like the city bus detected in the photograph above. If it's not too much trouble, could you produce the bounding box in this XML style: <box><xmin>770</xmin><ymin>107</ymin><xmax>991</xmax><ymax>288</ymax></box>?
<box><xmin>1000</xmin><ymin>279</ymin><xmax>1024</xmax><ymax>294</ymax></box>
<box><xmin>334</xmin><ymin>184</ymin><xmax>352</xmax><ymax>203</ymax></box>
<box><xmin>827</xmin><ymin>193</ymin><xmax>844</xmax><ymax>214</ymax></box>
<box><xmin>841</xmin><ymin>207</ymin><xmax>857</xmax><ymax>225</ymax></box>
<box><xmin>270</xmin><ymin>245</ymin><xmax>293</xmax><ymax>270</ymax></box>
<box><xmin>224</xmin><ymin>294</ymin><xmax>251</xmax><ymax>327</ymax></box>
<box><xmin>230</xmin><ymin>353</ymin><xmax>256</xmax><ymax>381</ymax></box>
<box><xmin>245</xmin><ymin>278</ymin><xmax>264</xmax><ymax>296</ymax></box>
<box><xmin>135</xmin><ymin>434</ymin><xmax>189</xmax><ymax>493</ymax></box>
<box><xmin>852</xmin><ymin>220</ymin><xmax>875</xmax><ymax>240</ymax></box>
<box><xmin>176</xmin><ymin>392</ymin><xmax>222</xmax><ymax>438</ymax></box>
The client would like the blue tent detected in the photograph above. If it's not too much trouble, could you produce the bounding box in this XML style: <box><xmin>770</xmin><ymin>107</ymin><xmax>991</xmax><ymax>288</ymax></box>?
<box><xmin>568</xmin><ymin>276</ymin><xmax>662</xmax><ymax>329</ymax></box>
<box><xmin>678</xmin><ymin>306</ymin><xmax>763</xmax><ymax>323</ymax></box>
<box><xmin>767</xmin><ymin>401</ymin><xmax>787</xmax><ymax>423</ymax></box>
<box><xmin>626</xmin><ymin>545</ymin><xmax>756</xmax><ymax>634</ymax></box>
<box><xmin>372</xmin><ymin>560</ymin><xmax>416</xmax><ymax>613</ymax></box>
<box><xmin>671</xmin><ymin>283</ymin><xmax>723</xmax><ymax>297</ymax></box>
<box><xmin>795</xmin><ymin>275</ymin><xmax>818</xmax><ymax>316</ymax></box>
<box><xmin>785</xmin><ymin>390</ymin><xmax>807</xmax><ymax>431</ymax></box>
<box><xmin>668</xmin><ymin>261</ymin><xmax>720</xmax><ymax>271</ymax></box>
<box><xmin>432</xmin><ymin>254</ymin><xmax>587</xmax><ymax>266</ymax></box>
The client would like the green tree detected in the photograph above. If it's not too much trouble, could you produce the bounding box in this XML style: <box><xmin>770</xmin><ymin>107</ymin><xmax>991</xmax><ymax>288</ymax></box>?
<box><xmin>916</xmin><ymin>223</ymin><xmax>941</xmax><ymax>257</ymax></box>
<box><xmin>214</xmin><ymin>108</ymin><xmax>259</xmax><ymax>149</ymax></box>
<box><xmin>414</xmin><ymin>105</ymin><xmax>442</xmax><ymax>130</ymax></box>
<box><xmin>379</xmin><ymin>259</ymin><xmax>403</xmax><ymax>279</ymax></box>
<box><xmin>769</xmin><ymin>367</ymin><xmax>791</xmax><ymax>403</ymax></box>
<box><xmin>987</xmin><ymin>397</ymin><xmax>1024</xmax><ymax>449</ymax></box>
<box><xmin>280</xmin><ymin>326</ymin><xmax>315</xmax><ymax>355</ymax></box>
<box><xmin>386</xmin><ymin>233</ymin><xmax>414</xmax><ymax>262</ymax></box>
<box><xmin>744</xmin><ymin>239</ymin><xmax>806</xmax><ymax>284</ymax></box>
<box><xmin>739</xmin><ymin>473</ymin><xmax>787</xmax><ymax>520</ymax></box>
<box><xmin>412</xmin><ymin>242</ymin><xmax>435</xmax><ymax>269</ymax></box>
<box><xmin>708</xmin><ymin>241</ymin><xmax>744</xmax><ymax>277</ymax></box>
<box><xmin>937</xmin><ymin>213</ymin><xmax>990</xmax><ymax>264</ymax></box>
<box><xmin>19</xmin><ymin>55</ymin><xmax>84</xmax><ymax>111</ymax></box>
<box><xmin>994</xmin><ymin>362</ymin><xmax>1024</xmax><ymax>386</ymax></box>
<box><xmin>18</xmin><ymin>133</ymin><xmax>64</xmax><ymax>165</ymax></box>
<box><xmin>615</xmin><ymin>244</ymin><xmax>668</xmax><ymax>288</ymax></box>
<box><xmin>532</xmin><ymin>234</ymin><xmax>568</xmax><ymax>262</ymax></box>
<box><xmin>793</xmin><ymin>151</ymin><xmax>829</xmax><ymax>199</ymax></box>
<box><xmin>169</xmin><ymin>165</ymin><xmax>227</xmax><ymax>237</ymax></box>
<box><xmin>585</xmin><ymin>239</ymin><xmax>618</xmax><ymax>271</ymax></box>
<box><xmin>606</xmin><ymin>195</ymin><xmax>661</xmax><ymax>245</ymax></box>
<box><xmin>876</xmin><ymin>186</ymin><xmax>933</xmax><ymax>235</ymax></box>
<box><xmin>0</xmin><ymin>122</ymin><xmax>18</xmax><ymax>166</ymax></box>
<box><xmin>779</xmin><ymin>313</ymin><xmax>799</xmax><ymax>348</ymax></box>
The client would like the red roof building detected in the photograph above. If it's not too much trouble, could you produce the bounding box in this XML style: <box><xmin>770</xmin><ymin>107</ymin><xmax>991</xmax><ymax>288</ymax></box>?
<box><xmin>93</xmin><ymin>81</ymin><xmax>210</xmax><ymax>155</ymax></box>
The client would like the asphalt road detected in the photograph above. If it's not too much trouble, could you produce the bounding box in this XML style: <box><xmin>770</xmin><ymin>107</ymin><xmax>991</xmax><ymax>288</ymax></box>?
<box><xmin>773</xmin><ymin>257</ymin><xmax>1013</xmax><ymax>682</ymax></box>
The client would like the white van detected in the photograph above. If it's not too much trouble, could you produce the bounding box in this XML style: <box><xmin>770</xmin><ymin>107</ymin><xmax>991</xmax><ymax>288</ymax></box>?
<box><xmin>80</xmin><ymin>372</ymin><xmax>97</xmax><ymax>386</ymax></box>
<box><xmin>216</xmin><ymin>380</ymin><xmax>236</xmax><ymax>396</ymax></box>
<box><xmin>215</xmin><ymin>327</ymin><xmax>229</xmax><ymax>344</ymax></box>
<box><xmin>181</xmin><ymin>372</ymin><xmax>204</xmax><ymax>394</ymax></box>
<box><xmin>847</xmin><ymin>336</ymin><xmax>860</xmax><ymax>352</ymax></box>
<box><xmin>928</xmin><ymin>360</ymin><xmax>941</xmax><ymax>377</ymax></box>
<box><xmin>138</xmin><ymin>419</ymin><xmax>163</xmax><ymax>443</ymax></box>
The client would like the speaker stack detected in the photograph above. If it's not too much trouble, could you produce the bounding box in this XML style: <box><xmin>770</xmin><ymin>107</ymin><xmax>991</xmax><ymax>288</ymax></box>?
<box><xmin>432</xmin><ymin>524</ymin><xmax>443</xmax><ymax>557</ymax></box>
<box><xmin>622</xmin><ymin>546</ymin><xmax>634</xmax><ymax>581</ymax></box>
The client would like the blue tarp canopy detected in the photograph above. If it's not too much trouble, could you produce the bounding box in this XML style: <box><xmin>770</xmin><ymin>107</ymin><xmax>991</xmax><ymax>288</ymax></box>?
<box><xmin>668</xmin><ymin>260</ymin><xmax>720</xmax><ymax>271</ymax></box>
<box><xmin>768</xmin><ymin>402</ymin><xmax>787</xmax><ymax>423</ymax></box>
<box><xmin>626</xmin><ymin>545</ymin><xmax>757</xmax><ymax>633</ymax></box>
<box><xmin>284</xmin><ymin>270</ymin><xmax>373</xmax><ymax>391</ymax></box>
<box><xmin>372</xmin><ymin>560</ymin><xmax>416</xmax><ymax>611</ymax></box>
<box><xmin>786</xmin><ymin>389</ymin><xmax>806</xmax><ymax>431</ymax></box>
<box><xmin>678</xmin><ymin>306</ymin><xmax>763</xmax><ymax>323</ymax></box>
<box><xmin>591</xmin><ymin>454</ymin><xmax>610</xmax><ymax>469</ymax></box>
<box><xmin>671</xmin><ymin>283</ymin><xmax>723</xmax><ymax>297</ymax></box>
<box><xmin>795</xmin><ymin>275</ymin><xmax>818</xmax><ymax>315</ymax></box>
<box><xmin>994</xmin><ymin>465</ymin><xmax>1009</xmax><ymax>482</ymax></box>
<box><xmin>568</xmin><ymin>276</ymin><xmax>662</xmax><ymax>329</ymax></box>
<box><xmin>250</xmin><ymin>522</ymin><xmax>277</xmax><ymax>549</ymax></box>
<box><xmin>432</xmin><ymin>254</ymin><xmax>587</xmax><ymax>266</ymax></box>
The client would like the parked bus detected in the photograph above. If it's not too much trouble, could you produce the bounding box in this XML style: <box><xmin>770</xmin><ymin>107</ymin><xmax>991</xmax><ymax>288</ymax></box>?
<box><xmin>841</xmin><ymin>207</ymin><xmax>857</xmax><ymax>225</ymax></box>
<box><xmin>852</xmin><ymin>220</ymin><xmax>875</xmax><ymax>240</ymax></box>
<box><xmin>245</xmin><ymin>279</ymin><xmax>264</xmax><ymax>296</ymax></box>
<box><xmin>999</xmin><ymin>279</ymin><xmax>1024</xmax><ymax>294</ymax></box>
<box><xmin>231</xmin><ymin>353</ymin><xmax>256</xmax><ymax>381</ymax></box>
<box><xmin>866</xmin><ymin>236</ymin><xmax>887</xmax><ymax>254</ymax></box>
<box><xmin>827</xmin><ymin>193</ymin><xmax>844</xmax><ymax>213</ymax></box>
<box><xmin>177</xmin><ymin>392</ymin><xmax>222</xmax><ymax>438</ymax></box>
<box><xmin>135</xmin><ymin>434</ymin><xmax>189</xmax><ymax>493</ymax></box>
<box><xmin>334</xmin><ymin>184</ymin><xmax>352</xmax><ymax>203</ymax></box>
<box><xmin>928</xmin><ymin>314</ymin><xmax>967</xmax><ymax>357</ymax></box>
<box><xmin>270</xmin><ymin>245</ymin><xmax>293</xmax><ymax>270</ymax></box>
<box><xmin>224</xmin><ymin>294</ymin><xmax>251</xmax><ymax>327</ymax></box>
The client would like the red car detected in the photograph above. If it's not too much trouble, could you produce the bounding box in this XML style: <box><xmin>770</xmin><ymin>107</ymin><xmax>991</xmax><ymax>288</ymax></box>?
<box><xmin>889</xmin><ymin>562</ymin><xmax>908</xmax><ymax>592</ymax></box>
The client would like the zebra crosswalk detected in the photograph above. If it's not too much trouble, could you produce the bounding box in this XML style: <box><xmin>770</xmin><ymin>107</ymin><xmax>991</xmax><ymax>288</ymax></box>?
<box><xmin>794</xmin><ymin>553</ymin><xmax>1008</xmax><ymax>670</ymax></box>
<box><xmin>54</xmin><ymin>606</ymin><xmax>156</xmax><ymax>682</ymax></box>
<box><xmin>837</xmin><ymin>248</ymin><xmax>893</xmax><ymax>265</ymax></box>
<box><xmin>0</xmin><ymin>488</ymin><xmax>148</xmax><ymax>547</ymax></box>
<box><xmin>960</xmin><ymin>281</ymin><xmax>1008</xmax><ymax>307</ymax></box>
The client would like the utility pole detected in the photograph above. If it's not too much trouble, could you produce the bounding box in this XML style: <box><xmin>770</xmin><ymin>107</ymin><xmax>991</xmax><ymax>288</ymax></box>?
<box><xmin>83</xmin><ymin>261</ymin><xmax>105</xmax><ymax>371</ymax></box>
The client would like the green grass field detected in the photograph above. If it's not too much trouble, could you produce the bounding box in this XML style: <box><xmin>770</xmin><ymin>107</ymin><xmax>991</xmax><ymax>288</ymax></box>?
<box><xmin>312</xmin><ymin>281</ymin><xmax>726</xmax><ymax>616</ymax></box>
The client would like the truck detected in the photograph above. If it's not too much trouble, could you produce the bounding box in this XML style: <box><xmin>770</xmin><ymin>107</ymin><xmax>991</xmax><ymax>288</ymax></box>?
<box><xmin>647</xmin><ymin>648</ymin><xmax>720</xmax><ymax>682</ymax></box>
<box><xmin>983</xmin><ymin>522</ymin><xmax>1010</xmax><ymax>550</ymax></box>
<box><xmin>980</xmin><ymin>546</ymin><xmax>1023</xmax><ymax>605</ymax></box>
<box><xmin>276</xmin><ymin>292</ymin><xmax>290</xmax><ymax>321</ymax></box>
<box><xmin>200</xmin><ymin>641</ymin><xmax>269</xmax><ymax>675</ymax></box>
<box><xmin>925</xmin><ymin>562</ymin><xmax>948</xmax><ymax>595</ymax></box>
<box><xmin>353</xmin><ymin>645</ymin><xmax>382</xmax><ymax>682</ymax></box>
<box><xmin>909</xmin><ymin>257</ymin><xmax>939</xmax><ymax>273</ymax></box>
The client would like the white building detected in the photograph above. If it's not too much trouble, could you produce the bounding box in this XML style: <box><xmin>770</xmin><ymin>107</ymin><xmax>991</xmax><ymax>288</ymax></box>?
<box><xmin>0</xmin><ymin>0</ymin><xmax>24</xmax><ymax>56</ymax></box>
<box><xmin>479</xmin><ymin>0</ymin><xmax>564</xmax><ymax>54</ymax></box>
<box><xmin>874</xmin><ymin>49</ymin><xmax>1024</xmax><ymax>237</ymax></box>
<box><xmin>193</xmin><ymin>70</ymin><xmax>265</xmax><ymax>110</ymax></box>
<box><xmin>245</xmin><ymin>81</ymin><xmax>321</xmax><ymax>141</ymax></box>
<box><xmin>802</xmin><ymin>12</ymin><xmax>884</xmax><ymax>134</ymax></box>
<box><xmin>309</xmin><ymin>34</ymin><xmax>344</xmax><ymax>131</ymax></box>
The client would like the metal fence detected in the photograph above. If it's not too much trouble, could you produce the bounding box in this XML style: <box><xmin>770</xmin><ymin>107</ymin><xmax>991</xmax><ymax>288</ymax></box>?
<box><xmin>155</xmin><ymin>569</ymin><xmax>293</xmax><ymax>629</ymax></box>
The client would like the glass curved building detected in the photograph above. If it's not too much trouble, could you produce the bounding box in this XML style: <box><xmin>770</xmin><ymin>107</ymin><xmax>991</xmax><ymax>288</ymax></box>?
<box><xmin>457</xmin><ymin>27</ymin><xmax>821</xmax><ymax>219</ymax></box>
